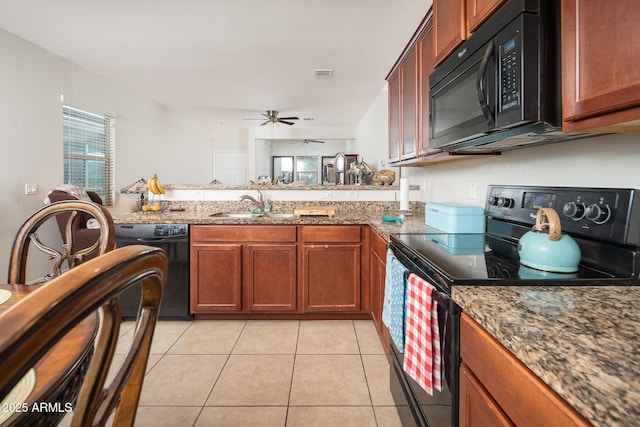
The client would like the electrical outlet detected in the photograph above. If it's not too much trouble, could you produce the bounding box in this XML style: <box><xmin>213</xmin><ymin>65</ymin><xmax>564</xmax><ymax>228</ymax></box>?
<box><xmin>25</xmin><ymin>183</ymin><xmax>38</xmax><ymax>195</ymax></box>
<box><xmin>346</xmin><ymin>191</ymin><xmax>358</xmax><ymax>199</ymax></box>
<box><xmin>320</xmin><ymin>191</ymin><xmax>332</xmax><ymax>199</ymax></box>
<box><xmin>193</xmin><ymin>190</ymin><xmax>204</xmax><ymax>199</ymax></box>
<box><xmin>422</xmin><ymin>180</ymin><xmax>430</xmax><ymax>193</ymax></box>
<box><xmin>469</xmin><ymin>182</ymin><xmax>477</xmax><ymax>199</ymax></box>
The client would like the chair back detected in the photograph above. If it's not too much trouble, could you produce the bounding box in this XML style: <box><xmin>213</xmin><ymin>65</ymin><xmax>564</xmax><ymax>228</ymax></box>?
<box><xmin>8</xmin><ymin>200</ymin><xmax>116</xmax><ymax>284</ymax></box>
<box><xmin>0</xmin><ymin>245</ymin><xmax>168</xmax><ymax>427</ymax></box>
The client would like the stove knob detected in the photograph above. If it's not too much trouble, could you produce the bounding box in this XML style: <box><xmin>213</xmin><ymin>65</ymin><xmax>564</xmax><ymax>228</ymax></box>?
<box><xmin>563</xmin><ymin>202</ymin><xmax>585</xmax><ymax>220</ymax></box>
<box><xmin>497</xmin><ymin>197</ymin><xmax>514</xmax><ymax>208</ymax></box>
<box><xmin>487</xmin><ymin>196</ymin><xmax>499</xmax><ymax>206</ymax></box>
<box><xmin>585</xmin><ymin>203</ymin><xmax>612</xmax><ymax>224</ymax></box>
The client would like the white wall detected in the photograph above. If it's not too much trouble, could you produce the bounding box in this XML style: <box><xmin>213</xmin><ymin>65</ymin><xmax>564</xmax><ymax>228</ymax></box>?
<box><xmin>0</xmin><ymin>28</ymin><xmax>213</xmax><ymax>277</ymax></box>
<box><xmin>355</xmin><ymin>87</ymin><xmax>640</xmax><ymax>207</ymax></box>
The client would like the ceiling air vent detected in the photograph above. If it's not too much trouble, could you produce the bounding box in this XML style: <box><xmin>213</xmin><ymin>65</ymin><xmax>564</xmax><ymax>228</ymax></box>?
<box><xmin>314</xmin><ymin>68</ymin><xmax>333</xmax><ymax>78</ymax></box>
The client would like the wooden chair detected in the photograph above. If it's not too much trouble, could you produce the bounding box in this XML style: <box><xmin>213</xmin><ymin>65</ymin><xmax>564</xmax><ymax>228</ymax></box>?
<box><xmin>0</xmin><ymin>245</ymin><xmax>168</xmax><ymax>427</ymax></box>
<box><xmin>8</xmin><ymin>200</ymin><xmax>116</xmax><ymax>285</ymax></box>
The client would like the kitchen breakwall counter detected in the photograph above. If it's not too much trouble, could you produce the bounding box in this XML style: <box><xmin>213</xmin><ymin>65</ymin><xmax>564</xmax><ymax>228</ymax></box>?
<box><xmin>453</xmin><ymin>285</ymin><xmax>640</xmax><ymax>427</ymax></box>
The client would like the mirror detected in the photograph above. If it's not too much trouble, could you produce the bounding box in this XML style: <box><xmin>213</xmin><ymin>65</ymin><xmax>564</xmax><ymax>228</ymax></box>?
<box><xmin>255</xmin><ymin>139</ymin><xmax>356</xmax><ymax>185</ymax></box>
<box><xmin>272</xmin><ymin>156</ymin><xmax>294</xmax><ymax>184</ymax></box>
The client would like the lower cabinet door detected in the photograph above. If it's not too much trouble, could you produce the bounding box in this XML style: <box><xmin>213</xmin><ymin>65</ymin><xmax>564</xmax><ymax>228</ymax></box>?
<box><xmin>459</xmin><ymin>363</ymin><xmax>514</xmax><ymax>427</ymax></box>
<box><xmin>190</xmin><ymin>243</ymin><xmax>242</xmax><ymax>312</ymax></box>
<box><xmin>302</xmin><ymin>244</ymin><xmax>361</xmax><ymax>312</ymax></box>
<box><xmin>245</xmin><ymin>243</ymin><xmax>297</xmax><ymax>312</ymax></box>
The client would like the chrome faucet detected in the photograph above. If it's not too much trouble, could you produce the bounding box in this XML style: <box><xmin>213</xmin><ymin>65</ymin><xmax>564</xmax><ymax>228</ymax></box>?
<box><xmin>238</xmin><ymin>189</ymin><xmax>265</xmax><ymax>212</ymax></box>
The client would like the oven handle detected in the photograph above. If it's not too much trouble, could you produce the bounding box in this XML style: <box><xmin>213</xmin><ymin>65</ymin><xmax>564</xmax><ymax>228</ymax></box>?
<box><xmin>477</xmin><ymin>41</ymin><xmax>495</xmax><ymax>127</ymax></box>
<box><xmin>403</xmin><ymin>270</ymin><xmax>453</xmax><ymax>306</ymax></box>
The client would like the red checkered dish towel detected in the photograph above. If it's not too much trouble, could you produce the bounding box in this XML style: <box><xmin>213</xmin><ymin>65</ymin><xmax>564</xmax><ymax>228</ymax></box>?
<box><xmin>403</xmin><ymin>273</ymin><xmax>442</xmax><ymax>395</ymax></box>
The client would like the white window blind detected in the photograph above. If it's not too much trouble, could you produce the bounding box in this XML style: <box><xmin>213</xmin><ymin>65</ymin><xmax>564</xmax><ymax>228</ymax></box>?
<box><xmin>63</xmin><ymin>105</ymin><xmax>115</xmax><ymax>206</ymax></box>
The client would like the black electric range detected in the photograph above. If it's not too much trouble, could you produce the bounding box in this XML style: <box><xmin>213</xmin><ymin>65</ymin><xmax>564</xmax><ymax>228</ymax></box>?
<box><xmin>387</xmin><ymin>185</ymin><xmax>640</xmax><ymax>427</ymax></box>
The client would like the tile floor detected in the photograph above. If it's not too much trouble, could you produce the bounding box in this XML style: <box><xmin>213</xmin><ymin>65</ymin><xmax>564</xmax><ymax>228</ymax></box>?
<box><xmin>86</xmin><ymin>320</ymin><xmax>403</xmax><ymax>426</ymax></box>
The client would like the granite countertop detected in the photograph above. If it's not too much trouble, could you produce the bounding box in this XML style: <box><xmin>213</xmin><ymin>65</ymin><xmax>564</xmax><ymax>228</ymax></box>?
<box><xmin>453</xmin><ymin>285</ymin><xmax>640</xmax><ymax>427</ymax></box>
<box><xmin>113</xmin><ymin>206</ymin><xmax>428</xmax><ymax>239</ymax></box>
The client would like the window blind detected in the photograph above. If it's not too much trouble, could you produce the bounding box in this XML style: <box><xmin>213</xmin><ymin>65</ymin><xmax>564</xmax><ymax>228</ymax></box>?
<box><xmin>63</xmin><ymin>105</ymin><xmax>115</xmax><ymax>205</ymax></box>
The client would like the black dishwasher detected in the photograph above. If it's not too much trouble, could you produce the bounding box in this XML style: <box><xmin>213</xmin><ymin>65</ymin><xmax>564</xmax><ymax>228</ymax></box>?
<box><xmin>115</xmin><ymin>224</ymin><xmax>192</xmax><ymax>320</ymax></box>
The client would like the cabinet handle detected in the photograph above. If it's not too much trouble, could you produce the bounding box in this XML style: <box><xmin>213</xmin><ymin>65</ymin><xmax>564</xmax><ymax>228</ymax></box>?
<box><xmin>324</xmin><ymin>244</ymin><xmax>329</xmax><ymax>249</ymax></box>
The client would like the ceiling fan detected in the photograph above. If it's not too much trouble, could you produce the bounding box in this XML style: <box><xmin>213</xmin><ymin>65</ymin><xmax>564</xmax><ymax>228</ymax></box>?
<box><xmin>290</xmin><ymin>139</ymin><xmax>325</xmax><ymax>146</ymax></box>
<box><xmin>243</xmin><ymin>110</ymin><xmax>299</xmax><ymax>126</ymax></box>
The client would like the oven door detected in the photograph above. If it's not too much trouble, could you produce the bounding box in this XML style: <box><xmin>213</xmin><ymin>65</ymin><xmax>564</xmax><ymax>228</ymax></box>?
<box><xmin>430</xmin><ymin>40</ymin><xmax>497</xmax><ymax>150</ymax></box>
<box><xmin>388</xmin><ymin>271</ymin><xmax>461</xmax><ymax>426</ymax></box>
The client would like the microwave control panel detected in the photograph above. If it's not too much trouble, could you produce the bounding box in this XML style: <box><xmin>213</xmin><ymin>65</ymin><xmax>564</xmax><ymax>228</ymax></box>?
<box><xmin>499</xmin><ymin>34</ymin><xmax>521</xmax><ymax>112</ymax></box>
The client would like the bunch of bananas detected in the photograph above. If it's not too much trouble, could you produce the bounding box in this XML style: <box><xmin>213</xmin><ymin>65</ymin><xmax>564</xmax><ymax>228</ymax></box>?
<box><xmin>148</xmin><ymin>174</ymin><xmax>165</xmax><ymax>195</ymax></box>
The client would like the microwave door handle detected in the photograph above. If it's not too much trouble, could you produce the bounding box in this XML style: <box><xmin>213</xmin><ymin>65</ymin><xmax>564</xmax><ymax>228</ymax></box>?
<box><xmin>477</xmin><ymin>42</ymin><xmax>495</xmax><ymax>127</ymax></box>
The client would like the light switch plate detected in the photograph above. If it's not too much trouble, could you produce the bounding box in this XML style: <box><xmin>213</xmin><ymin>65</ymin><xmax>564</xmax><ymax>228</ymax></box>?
<box><xmin>25</xmin><ymin>183</ymin><xmax>38</xmax><ymax>195</ymax></box>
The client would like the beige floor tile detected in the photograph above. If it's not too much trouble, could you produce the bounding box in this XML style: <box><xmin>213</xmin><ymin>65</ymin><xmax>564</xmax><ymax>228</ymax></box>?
<box><xmin>196</xmin><ymin>406</ymin><xmax>287</xmax><ymax>427</ymax></box>
<box><xmin>286</xmin><ymin>406</ymin><xmax>377</xmax><ymax>427</ymax></box>
<box><xmin>132</xmin><ymin>406</ymin><xmax>201</xmax><ymax>427</ymax></box>
<box><xmin>107</xmin><ymin>353</ymin><xmax>162</xmax><ymax>381</ymax></box>
<box><xmin>233</xmin><ymin>320</ymin><xmax>299</xmax><ymax>354</ymax></box>
<box><xmin>139</xmin><ymin>354</ymin><xmax>227</xmax><ymax>406</ymax></box>
<box><xmin>290</xmin><ymin>355</ymin><xmax>371</xmax><ymax>406</ymax></box>
<box><xmin>296</xmin><ymin>320</ymin><xmax>359</xmax><ymax>354</ymax></box>
<box><xmin>117</xmin><ymin>320</ymin><xmax>192</xmax><ymax>355</ymax></box>
<box><xmin>362</xmin><ymin>354</ymin><xmax>395</xmax><ymax>406</ymax></box>
<box><xmin>168</xmin><ymin>320</ymin><xmax>245</xmax><ymax>354</ymax></box>
<box><xmin>206</xmin><ymin>354</ymin><xmax>294</xmax><ymax>406</ymax></box>
<box><xmin>373</xmin><ymin>406</ymin><xmax>404</xmax><ymax>427</ymax></box>
<box><xmin>354</xmin><ymin>320</ymin><xmax>385</xmax><ymax>355</ymax></box>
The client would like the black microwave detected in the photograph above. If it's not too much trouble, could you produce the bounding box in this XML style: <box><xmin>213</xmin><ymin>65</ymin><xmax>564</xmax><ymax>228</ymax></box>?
<box><xmin>429</xmin><ymin>0</ymin><xmax>583</xmax><ymax>153</ymax></box>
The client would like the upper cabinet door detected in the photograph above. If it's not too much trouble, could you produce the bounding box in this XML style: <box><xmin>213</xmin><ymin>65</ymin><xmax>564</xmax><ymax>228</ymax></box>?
<box><xmin>401</xmin><ymin>47</ymin><xmax>419</xmax><ymax>160</ymax></box>
<box><xmin>418</xmin><ymin>16</ymin><xmax>436</xmax><ymax>156</ymax></box>
<box><xmin>388</xmin><ymin>69</ymin><xmax>401</xmax><ymax>163</ymax></box>
<box><xmin>466</xmin><ymin>0</ymin><xmax>506</xmax><ymax>33</ymax></box>
<box><xmin>562</xmin><ymin>0</ymin><xmax>640</xmax><ymax>132</ymax></box>
<box><xmin>433</xmin><ymin>0</ymin><xmax>466</xmax><ymax>67</ymax></box>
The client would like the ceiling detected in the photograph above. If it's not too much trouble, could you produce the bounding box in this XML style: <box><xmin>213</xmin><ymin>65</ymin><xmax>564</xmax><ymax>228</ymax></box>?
<box><xmin>0</xmin><ymin>0</ymin><xmax>430</xmax><ymax>129</ymax></box>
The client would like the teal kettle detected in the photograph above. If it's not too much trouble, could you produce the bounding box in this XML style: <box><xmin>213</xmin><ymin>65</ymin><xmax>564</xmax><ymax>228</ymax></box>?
<box><xmin>517</xmin><ymin>208</ymin><xmax>581</xmax><ymax>273</ymax></box>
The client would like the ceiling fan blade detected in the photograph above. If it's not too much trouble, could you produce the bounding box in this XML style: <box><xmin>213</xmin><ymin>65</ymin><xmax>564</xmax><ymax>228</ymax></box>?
<box><xmin>279</xmin><ymin>120</ymin><xmax>296</xmax><ymax>125</ymax></box>
<box><xmin>278</xmin><ymin>116</ymin><xmax>299</xmax><ymax>120</ymax></box>
<box><xmin>308</xmin><ymin>139</ymin><xmax>325</xmax><ymax>143</ymax></box>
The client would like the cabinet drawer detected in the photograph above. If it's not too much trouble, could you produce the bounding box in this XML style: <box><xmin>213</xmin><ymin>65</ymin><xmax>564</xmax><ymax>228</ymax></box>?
<box><xmin>460</xmin><ymin>313</ymin><xmax>589</xmax><ymax>427</ymax></box>
<box><xmin>192</xmin><ymin>225</ymin><xmax>297</xmax><ymax>243</ymax></box>
<box><xmin>301</xmin><ymin>225</ymin><xmax>361</xmax><ymax>243</ymax></box>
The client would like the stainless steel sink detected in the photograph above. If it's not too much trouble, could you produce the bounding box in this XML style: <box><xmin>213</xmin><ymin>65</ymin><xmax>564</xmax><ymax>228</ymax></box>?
<box><xmin>209</xmin><ymin>212</ymin><xmax>256</xmax><ymax>218</ymax></box>
<box><xmin>266</xmin><ymin>213</ymin><xmax>296</xmax><ymax>218</ymax></box>
<box><xmin>209</xmin><ymin>211</ymin><xmax>297</xmax><ymax>219</ymax></box>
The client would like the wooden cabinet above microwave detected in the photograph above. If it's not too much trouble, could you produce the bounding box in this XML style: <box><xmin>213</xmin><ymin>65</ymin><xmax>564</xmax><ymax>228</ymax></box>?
<box><xmin>561</xmin><ymin>0</ymin><xmax>640</xmax><ymax>133</ymax></box>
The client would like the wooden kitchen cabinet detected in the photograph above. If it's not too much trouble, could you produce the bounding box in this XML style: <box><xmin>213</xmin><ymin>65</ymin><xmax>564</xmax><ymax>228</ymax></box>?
<box><xmin>466</xmin><ymin>0</ymin><xmax>506</xmax><ymax>33</ymax></box>
<box><xmin>190</xmin><ymin>243</ymin><xmax>242</xmax><ymax>312</ymax></box>
<box><xmin>388</xmin><ymin>10</ymin><xmax>470</xmax><ymax>166</ymax></box>
<box><xmin>388</xmin><ymin>68</ymin><xmax>401</xmax><ymax>163</ymax></box>
<box><xmin>433</xmin><ymin>0</ymin><xmax>466</xmax><ymax>67</ymax></box>
<box><xmin>401</xmin><ymin>46</ymin><xmax>419</xmax><ymax>160</ymax></box>
<box><xmin>190</xmin><ymin>225</ymin><xmax>297</xmax><ymax>314</ymax></box>
<box><xmin>433</xmin><ymin>0</ymin><xmax>506</xmax><ymax>67</ymax></box>
<box><xmin>369</xmin><ymin>228</ymin><xmax>391</xmax><ymax>360</ymax></box>
<box><xmin>300</xmin><ymin>226</ymin><xmax>364</xmax><ymax>313</ymax></box>
<box><xmin>562</xmin><ymin>0</ymin><xmax>640</xmax><ymax>132</ymax></box>
<box><xmin>417</xmin><ymin>15</ymin><xmax>436</xmax><ymax>157</ymax></box>
<box><xmin>459</xmin><ymin>363</ymin><xmax>513</xmax><ymax>427</ymax></box>
<box><xmin>460</xmin><ymin>313</ymin><xmax>590</xmax><ymax>427</ymax></box>
<box><xmin>244</xmin><ymin>243</ymin><xmax>297</xmax><ymax>312</ymax></box>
